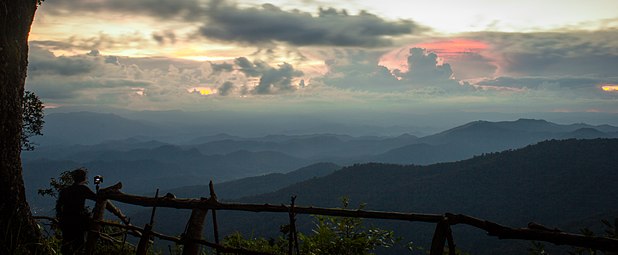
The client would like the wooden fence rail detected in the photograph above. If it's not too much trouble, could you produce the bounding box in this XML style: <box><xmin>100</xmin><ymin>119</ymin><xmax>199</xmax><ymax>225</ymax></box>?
<box><xmin>36</xmin><ymin>181</ymin><xmax>618</xmax><ymax>255</ymax></box>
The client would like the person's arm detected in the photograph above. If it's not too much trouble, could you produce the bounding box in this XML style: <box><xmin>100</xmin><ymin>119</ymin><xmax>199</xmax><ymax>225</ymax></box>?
<box><xmin>79</xmin><ymin>185</ymin><xmax>97</xmax><ymax>200</ymax></box>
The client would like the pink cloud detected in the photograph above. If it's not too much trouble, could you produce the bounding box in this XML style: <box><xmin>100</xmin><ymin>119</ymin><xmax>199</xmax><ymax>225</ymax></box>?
<box><xmin>379</xmin><ymin>39</ymin><xmax>497</xmax><ymax>80</ymax></box>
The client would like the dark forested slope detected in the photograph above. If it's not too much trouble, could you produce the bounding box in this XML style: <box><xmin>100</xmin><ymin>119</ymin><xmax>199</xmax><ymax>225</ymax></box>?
<box><xmin>222</xmin><ymin>139</ymin><xmax>618</xmax><ymax>254</ymax></box>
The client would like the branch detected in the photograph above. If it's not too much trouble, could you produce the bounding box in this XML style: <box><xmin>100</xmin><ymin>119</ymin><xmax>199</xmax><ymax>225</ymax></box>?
<box><xmin>447</xmin><ymin>213</ymin><xmax>618</xmax><ymax>252</ymax></box>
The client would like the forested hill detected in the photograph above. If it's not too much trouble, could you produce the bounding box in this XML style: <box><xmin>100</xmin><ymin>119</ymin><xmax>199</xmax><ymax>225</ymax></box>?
<box><xmin>226</xmin><ymin>139</ymin><xmax>618</xmax><ymax>254</ymax></box>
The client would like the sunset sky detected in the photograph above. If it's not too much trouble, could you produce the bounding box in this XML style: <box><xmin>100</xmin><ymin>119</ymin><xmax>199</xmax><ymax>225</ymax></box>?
<box><xmin>26</xmin><ymin>0</ymin><xmax>618</xmax><ymax>128</ymax></box>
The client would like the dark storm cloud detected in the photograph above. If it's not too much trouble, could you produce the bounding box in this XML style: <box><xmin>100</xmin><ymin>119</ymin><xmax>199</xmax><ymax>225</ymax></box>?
<box><xmin>26</xmin><ymin>46</ymin><xmax>152</xmax><ymax>101</ymax></box>
<box><xmin>30</xmin><ymin>33</ymin><xmax>151</xmax><ymax>53</ymax></box>
<box><xmin>253</xmin><ymin>63</ymin><xmax>303</xmax><ymax>94</ymax></box>
<box><xmin>152</xmin><ymin>31</ymin><xmax>177</xmax><ymax>45</ymax></box>
<box><xmin>211</xmin><ymin>62</ymin><xmax>234</xmax><ymax>73</ymax></box>
<box><xmin>28</xmin><ymin>46</ymin><xmax>95</xmax><ymax>76</ymax></box>
<box><xmin>232</xmin><ymin>57</ymin><xmax>303</xmax><ymax>94</ymax></box>
<box><xmin>28</xmin><ymin>40</ymin><xmax>75</xmax><ymax>51</ymax></box>
<box><xmin>43</xmin><ymin>0</ymin><xmax>421</xmax><ymax>47</ymax></box>
<box><xmin>45</xmin><ymin>0</ymin><xmax>203</xmax><ymax>20</ymax></box>
<box><xmin>199</xmin><ymin>1</ymin><xmax>419</xmax><ymax>47</ymax></box>
<box><xmin>234</xmin><ymin>57</ymin><xmax>268</xmax><ymax>77</ymax></box>
<box><xmin>214</xmin><ymin>57</ymin><xmax>304</xmax><ymax>95</ymax></box>
<box><xmin>217</xmin><ymin>81</ymin><xmax>235</xmax><ymax>96</ymax></box>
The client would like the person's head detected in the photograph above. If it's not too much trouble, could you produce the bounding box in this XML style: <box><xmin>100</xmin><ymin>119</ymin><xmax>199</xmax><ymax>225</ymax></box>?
<box><xmin>70</xmin><ymin>168</ymin><xmax>88</xmax><ymax>184</ymax></box>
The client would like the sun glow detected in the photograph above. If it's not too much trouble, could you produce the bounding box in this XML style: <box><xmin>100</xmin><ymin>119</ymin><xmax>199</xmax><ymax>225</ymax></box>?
<box><xmin>188</xmin><ymin>87</ymin><xmax>215</xmax><ymax>96</ymax></box>
<box><xmin>601</xmin><ymin>85</ymin><xmax>618</xmax><ymax>92</ymax></box>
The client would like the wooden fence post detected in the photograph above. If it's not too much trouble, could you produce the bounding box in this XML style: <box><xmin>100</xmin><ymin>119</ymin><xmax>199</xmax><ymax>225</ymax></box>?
<box><xmin>209</xmin><ymin>181</ymin><xmax>221</xmax><ymax>255</ymax></box>
<box><xmin>85</xmin><ymin>196</ymin><xmax>108</xmax><ymax>254</ymax></box>
<box><xmin>445</xmin><ymin>222</ymin><xmax>456</xmax><ymax>255</ymax></box>
<box><xmin>136</xmin><ymin>189</ymin><xmax>159</xmax><ymax>255</ymax></box>
<box><xmin>429</xmin><ymin>218</ymin><xmax>449</xmax><ymax>255</ymax></box>
<box><xmin>182</xmin><ymin>198</ymin><xmax>209</xmax><ymax>255</ymax></box>
<box><xmin>287</xmin><ymin>196</ymin><xmax>300</xmax><ymax>255</ymax></box>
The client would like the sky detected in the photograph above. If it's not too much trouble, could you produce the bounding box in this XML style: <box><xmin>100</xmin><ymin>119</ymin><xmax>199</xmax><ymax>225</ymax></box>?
<box><xmin>26</xmin><ymin>0</ymin><xmax>618</xmax><ymax>130</ymax></box>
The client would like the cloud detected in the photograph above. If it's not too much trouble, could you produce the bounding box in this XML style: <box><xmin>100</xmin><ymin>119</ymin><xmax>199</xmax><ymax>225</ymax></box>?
<box><xmin>217</xmin><ymin>81</ymin><xmax>235</xmax><ymax>96</ymax></box>
<box><xmin>467</xmin><ymin>30</ymin><xmax>618</xmax><ymax>77</ymax></box>
<box><xmin>30</xmin><ymin>33</ymin><xmax>152</xmax><ymax>52</ymax></box>
<box><xmin>211</xmin><ymin>62</ymin><xmax>234</xmax><ymax>73</ymax></box>
<box><xmin>319</xmin><ymin>48</ymin><xmax>468</xmax><ymax>92</ymax></box>
<box><xmin>253</xmin><ymin>62</ymin><xmax>303</xmax><ymax>94</ymax></box>
<box><xmin>28</xmin><ymin>46</ymin><xmax>96</xmax><ymax>76</ymax></box>
<box><xmin>320</xmin><ymin>49</ymin><xmax>401</xmax><ymax>90</ymax></box>
<box><xmin>26</xmin><ymin>46</ymin><xmax>157</xmax><ymax>103</ymax></box>
<box><xmin>40</xmin><ymin>0</ymin><xmax>420</xmax><ymax>48</ymax></box>
<box><xmin>42</xmin><ymin>0</ymin><xmax>203</xmax><ymax>20</ymax></box>
<box><xmin>221</xmin><ymin>57</ymin><xmax>304</xmax><ymax>95</ymax></box>
<box><xmin>199</xmin><ymin>1</ymin><xmax>419</xmax><ymax>47</ymax></box>
<box><xmin>152</xmin><ymin>30</ymin><xmax>177</xmax><ymax>45</ymax></box>
<box><xmin>234</xmin><ymin>57</ymin><xmax>269</xmax><ymax>77</ymax></box>
<box><xmin>476</xmin><ymin>76</ymin><xmax>618</xmax><ymax>95</ymax></box>
<box><xmin>395</xmin><ymin>48</ymin><xmax>453</xmax><ymax>83</ymax></box>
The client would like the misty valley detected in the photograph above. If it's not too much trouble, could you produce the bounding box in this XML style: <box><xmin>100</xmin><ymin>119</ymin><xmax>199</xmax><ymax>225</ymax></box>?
<box><xmin>22</xmin><ymin>111</ymin><xmax>618</xmax><ymax>254</ymax></box>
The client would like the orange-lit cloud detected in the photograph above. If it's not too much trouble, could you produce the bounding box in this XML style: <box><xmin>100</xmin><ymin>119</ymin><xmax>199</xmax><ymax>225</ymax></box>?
<box><xmin>601</xmin><ymin>84</ymin><xmax>618</xmax><ymax>92</ymax></box>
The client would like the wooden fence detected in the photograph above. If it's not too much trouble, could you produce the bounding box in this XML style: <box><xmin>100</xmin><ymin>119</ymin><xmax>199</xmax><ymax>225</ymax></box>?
<box><xmin>37</xmin><ymin>181</ymin><xmax>618</xmax><ymax>255</ymax></box>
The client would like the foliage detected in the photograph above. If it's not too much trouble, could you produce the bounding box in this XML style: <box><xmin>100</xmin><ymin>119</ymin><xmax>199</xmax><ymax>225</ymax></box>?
<box><xmin>300</xmin><ymin>198</ymin><xmax>398</xmax><ymax>255</ymax></box>
<box><xmin>217</xmin><ymin>232</ymin><xmax>287</xmax><ymax>254</ymax></box>
<box><xmin>529</xmin><ymin>218</ymin><xmax>618</xmax><ymax>255</ymax></box>
<box><xmin>37</xmin><ymin>170</ymin><xmax>74</xmax><ymax>198</ymax></box>
<box><xmin>218</xmin><ymin>197</ymin><xmax>398</xmax><ymax>255</ymax></box>
<box><xmin>21</xmin><ymin>90</ymin><xmax>45</xmax><ymax>151</ymax></box>
<box><xmin>528</xmin><ymin>241</ymin><xmax>548</xmax><ymax>255</ymax></box>
<box><xmin>567</xmin><ymin>219</ymin><xmax>618</xmax><ymax>255</ymax></box>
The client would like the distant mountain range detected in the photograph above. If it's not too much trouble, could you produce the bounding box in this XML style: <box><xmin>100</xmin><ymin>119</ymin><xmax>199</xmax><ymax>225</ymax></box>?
<box><xmin>32</xmin><ymin>111</ymin><xmax>429</xmax><ymax>145</ymax></box>
<box><xmin>373</xmin><ymin>119</ymin><xmax>618</xmax><ymax>164</ymax></box>
<box><xmin>25</xmin><ymin>115</ymin><xmax>618</xmax><ymax>216</ymax></box>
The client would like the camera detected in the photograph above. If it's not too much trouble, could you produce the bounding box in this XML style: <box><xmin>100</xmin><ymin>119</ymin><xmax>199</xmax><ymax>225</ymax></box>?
<box><xmin>94</xmin><ymin>175</ymin><xmax>103</xmax><ymax>185</ymax></box>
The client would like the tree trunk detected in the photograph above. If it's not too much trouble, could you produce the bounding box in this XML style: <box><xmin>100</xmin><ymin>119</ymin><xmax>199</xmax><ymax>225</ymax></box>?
<box><xmin>0</xmin><ymin>0</ymin><xmax>41</xmax><ymax>254</ymax></box>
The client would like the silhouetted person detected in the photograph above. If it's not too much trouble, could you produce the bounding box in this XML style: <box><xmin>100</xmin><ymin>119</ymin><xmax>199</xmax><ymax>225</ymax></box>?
<box><xmin>56</xmin><ymin>168</ymin><xmax>96</xmax><ymax>255</ymax></box>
